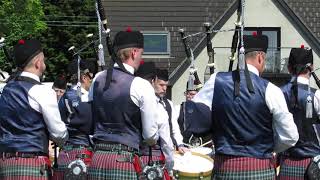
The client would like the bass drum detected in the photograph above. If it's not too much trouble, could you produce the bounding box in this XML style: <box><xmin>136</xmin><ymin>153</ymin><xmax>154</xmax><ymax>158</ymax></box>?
<box><xmin>173</xmin><ymin>152</ymin><xmax>213</xmax><ymax>180</ymax></box>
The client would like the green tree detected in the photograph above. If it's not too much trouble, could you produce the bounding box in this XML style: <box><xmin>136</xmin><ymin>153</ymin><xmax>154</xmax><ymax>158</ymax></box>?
<box><xmin>0</xmin><ymin>0</ymin><xmax>46</xmax><ymax>73</ymax></box>
<box><xmin>0</xmin><ymin>0</ymin><xmax>97</xmax><ymax>81</ymax></box>
<box><xmin>38</xmin><ymin>0</ymin><xmax>97</xmax><ymax>81</ymax></box>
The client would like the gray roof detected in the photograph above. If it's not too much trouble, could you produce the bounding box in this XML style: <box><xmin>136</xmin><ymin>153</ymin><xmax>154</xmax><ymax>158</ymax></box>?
<box><xmin>273</xmin><ymin>0</ymin><xmax>320</xmax><ymax>56</ymax></box>
<box><xmin>284</xmin><ymin>0</ymin><xmax>320</xmax><ymax>40</ymax></box>
<box><xmin>103</xmin><ymin>0</ymin><xmax>320</xmax><ymax>85</ymax></box>
<box><xmin>102</xmin><ymin>0</ymin><xmax>235</xmax><ymax>84</ymax></box>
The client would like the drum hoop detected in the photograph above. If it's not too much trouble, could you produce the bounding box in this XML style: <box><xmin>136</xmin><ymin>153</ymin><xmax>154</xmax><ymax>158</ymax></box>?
<box><xmin>174</xmin><ymin>151</ymin><xmax>213</xmax><ymax>177</ymax></box>
<box><xmin>190</xmin><ymin>147</ymin><xmax>212</xmax><ymax>154</ymax></box>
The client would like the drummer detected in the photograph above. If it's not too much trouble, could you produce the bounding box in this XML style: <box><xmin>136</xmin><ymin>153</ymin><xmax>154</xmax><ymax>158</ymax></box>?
<box><xmin>135</xmin><ymin>61</ymin><xmax>175</xmax><ymax>178</ymax></box>
<box><xmin>185</xmin><ymin>34</ymin><xmax>299</xmax><ymax>179</ymax></box>
<box><xmin>176</xmin><ymin>70</ymin><xmax>212</xmax><ymax>147</ymax></box>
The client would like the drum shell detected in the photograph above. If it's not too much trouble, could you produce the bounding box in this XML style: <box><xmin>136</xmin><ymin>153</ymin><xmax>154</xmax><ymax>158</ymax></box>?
<box><xmin>173</xmin><ymin>152</ymin><xmax>213</xmax><ymax>180</ymax></box>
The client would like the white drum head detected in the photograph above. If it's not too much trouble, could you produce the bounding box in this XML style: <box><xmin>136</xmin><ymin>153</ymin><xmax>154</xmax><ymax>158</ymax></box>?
<box><xmin>173</xmin><ymin>152</ymin><xmax>213</xmax><ymax>174</ymax></box>
<box><xmin>190</xmin><ymin>147</ymin><xmax>212</xmax><ymax>155</ymax></box>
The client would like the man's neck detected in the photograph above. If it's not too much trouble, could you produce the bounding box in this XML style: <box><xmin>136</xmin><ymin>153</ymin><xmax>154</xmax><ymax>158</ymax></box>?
<box><xmin>298</xmin><ymin>73</ymin><xmax>310</xmax><ymax>79</ymax></box>
<box><xmin>24</xmin><ymin>69</ymin><xmax>41</xmax><ymax>78</ymax></box>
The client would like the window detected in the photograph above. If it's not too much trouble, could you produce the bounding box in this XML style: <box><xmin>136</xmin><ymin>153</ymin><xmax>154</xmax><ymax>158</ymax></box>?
<box><xmin>244</xmin><ymin>27</ymin><xmax>281</xmax><ymax>73</ymax></box>
<box><xmin>142</xmin><ymin>31</ymin><xmax>170</xmax><ymax>55</ymax></box>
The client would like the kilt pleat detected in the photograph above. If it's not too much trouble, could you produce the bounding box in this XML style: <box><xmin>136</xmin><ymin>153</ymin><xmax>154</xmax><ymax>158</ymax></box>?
<box><xmin>87</xmin><ymin>150</ymin><xmax>138</xmax><ymax>180</ymax></box>
<box><xmin>277</xmin><ymin>157</ymin><xmax>311</xmax><ymax>180</ymax></box>
<box><xmin>213</xmin><ymin>155</ymin><xmax>276</xmax><ymax>180</ymax></box>
<box><xmin>0</xmin><ymin>156</ymin><xmax>51</xmax><ymax>180</ymax></box>
<box><xmin>52</xmin><ymin>146</ymin><xmax>92</xmax><ymax>180</ymax></box>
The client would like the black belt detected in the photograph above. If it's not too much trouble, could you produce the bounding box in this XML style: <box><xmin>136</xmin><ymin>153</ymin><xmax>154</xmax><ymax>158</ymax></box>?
<box><xmin>2</xmin><ymin>152</ymin><xmax>48</xmax><ymax>159</ymax></box>
<box><xmin>94</xmin><ymin>142</ymin><xmax>138</xmax><ymax>153</ymax></box>
<box><xmin>63</xmin><ymin>144</ymin><xmax>92</xmax><ymax>151</ymax></box>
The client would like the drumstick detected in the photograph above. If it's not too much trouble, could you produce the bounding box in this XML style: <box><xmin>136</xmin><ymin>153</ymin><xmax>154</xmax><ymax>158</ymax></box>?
<box><xmin>182</xmin><ymin>143</ymin><xmax>195</xmax><ymax>148</ymax></box>
<box><xmin>199</xmin><ymin>140</ymin><xmax>212</xmax><ymax>147</ymax></box>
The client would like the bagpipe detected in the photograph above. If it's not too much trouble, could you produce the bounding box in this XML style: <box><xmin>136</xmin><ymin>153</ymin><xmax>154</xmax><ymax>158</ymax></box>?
<box><xmin>228</xmin><ymin>0</ymin><xmax>242</xmax><ymax>72</ymax></box>
<box><xmin>178</xmin><ymin>28</ymin><xmax>198</xmax><ymax>89</ymax></box>
<box><xmin>0</xmin><ymin>37</ymin><xmax>15</xmax><ymax>82</ymax></box>
<box><xmin>0</xmin><ymin>37</ymin><xmax>6</xmax><ymax>80</ymax></box>
<box><xmin>306</xmin><ymin>63</ymin><xmax>320</xmax><ymax>89</ymax></box>
<box><xmin>178</xmin><ymin>22</ymin><xmax>219</xmax><ymax>87</ymax></box>
<box><xmin>176</xmin><ymin>1</ymin><xmax>244</xmax><ymax>84</ymax></box>
<box><xmin>95</xmin><ymin>0</ymin><xmax>129</xmax><ymax>90</ymax></box>
<box><xmin>203</xmin><ymin>22</ymin><xmax>215</xmax><ymax>83</ymax></box>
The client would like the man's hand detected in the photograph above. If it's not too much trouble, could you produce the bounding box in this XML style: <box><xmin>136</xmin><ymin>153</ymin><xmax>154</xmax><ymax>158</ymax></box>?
<box><xmin>177</xmin><ymin>146</ymin><xmax>189</xmax><ymax>154</ymax></box>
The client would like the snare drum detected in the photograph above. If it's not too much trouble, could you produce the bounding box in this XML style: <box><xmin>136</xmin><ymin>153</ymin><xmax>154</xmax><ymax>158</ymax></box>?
<box><xmin>173</xmin><ymin>152</ymin><xmax>213</xmax><ymax>180</ymax></box>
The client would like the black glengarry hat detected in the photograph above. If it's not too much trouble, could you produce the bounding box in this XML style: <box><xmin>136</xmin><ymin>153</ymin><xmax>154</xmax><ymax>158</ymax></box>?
<box><xmin>13</xmin><ymin>39</ymin><xmax>43</xmax><ymax>68</ymax></box>
<box><xmin>288</xmin><ymin>45</ymin><xmax>313</xmax><ymax>67</ymax></box>
<box><xmin>243</xmin><ymin>34</ymin><xmax>268</xmax><ymax>53</ymax></box>
<box><xmin>113</xmin><ymin>27</ymin><xmax>144</xmax><ymax>52</ymax></box>
<box><xmin>135</xmin><ymin>61</ymin><xmax>156</xmax><ymax>80</ymax></box>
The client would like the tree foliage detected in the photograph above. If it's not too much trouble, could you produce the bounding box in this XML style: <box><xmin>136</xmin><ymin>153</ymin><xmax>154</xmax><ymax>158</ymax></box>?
<box><xmin>0</xmin><ymin>0</ymin><xmax>47</xmax><ymax>73</ymax></box>
<box><xmin>0</xmin><ymin>0</ymin><xmax>98</xmax><ymax>81</ymax></box>
<box><xmin>38</xmin><ymin>0</ymin><xmax>97</xmax><ymax>81</ymax></box>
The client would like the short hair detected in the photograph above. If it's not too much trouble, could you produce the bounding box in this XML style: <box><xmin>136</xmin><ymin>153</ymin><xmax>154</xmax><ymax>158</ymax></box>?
<box><xmin>245</xmin><ymin>51</ymin><xmax>259</xmax><ymax>60</ymax></box>
<box><xmin>24</xmin><ymin>53</ymin><xmax>43</xmax><ymax>69</ymax></box>
<box><xmin>117</xmin><ymin>48</ymin><xmax>133</xmax><ymax>62</ymax></box>
<box><xmin>70</xmin><ymin>73</ymin><xmax>86</xmax><ymax>84</ymax></box>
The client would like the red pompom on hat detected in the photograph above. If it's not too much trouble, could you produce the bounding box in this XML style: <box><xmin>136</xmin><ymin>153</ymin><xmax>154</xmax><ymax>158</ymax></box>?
<box><xmin>252</xmin><ymin>31</ymin><xmax>257</xmax><ymax>36</ymax></box>
<box><xmin>113</xmin><ymin>27</ymin><xmax>144</xmax><ymax>52</ymax></box>
<box><xmin>18</xmin><ymin>39</ymin><xmax>25</xmax><ymax>44</ymax></box>
<box><xmin>140</xmin><ymin>59</ymin><xmax>145</xmax><ymax>65</ymax></box>
<box><xmin>126</xmin><ymin>26</ymin><xmax>132</xmax><ymax>32</ymax></box>
<box><xmin>13</xmin><ymin>39</ymin><xmax>43</xmax><ymax>68</ymax></box>
<box><xmin>300</xmin><ymin>44</ymin><xmax>305</xmax><ymax>49</ymax></box>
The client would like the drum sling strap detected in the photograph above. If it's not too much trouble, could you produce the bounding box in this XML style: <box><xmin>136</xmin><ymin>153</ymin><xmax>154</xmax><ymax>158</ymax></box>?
<box><xmin>161</xmin><ymin>98</ymin><xmax>178</xmax><ymax>148</ymax></box>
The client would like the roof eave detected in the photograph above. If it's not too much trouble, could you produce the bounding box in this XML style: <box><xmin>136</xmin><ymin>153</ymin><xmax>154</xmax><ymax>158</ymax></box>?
<box><xmin>169</xmin><ymin>0</ymin><xmax>239</xmax><ymax>85</ymax></box>
<box><xmin>272</xmin><ymin>0</ymin><xmax>320</xmax><ymax>56</ymax></box>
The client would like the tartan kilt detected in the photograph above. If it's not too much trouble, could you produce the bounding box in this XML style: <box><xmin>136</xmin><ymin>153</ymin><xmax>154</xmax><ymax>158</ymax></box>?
<box><xmin>0</xmin><ymin>156</ymin><xmax>51</xmax><ymax>180</ymax></box>
<box><xmin>277</xmin><ymin>156</ymin><xmax>311</xmax><ymax>180</ymax></box>
<box><xmin>87</xmin><ymin>149</ymin><xmax>138</xmax><ymax>180</ymax></box>
<box><xmin>213</xmin><ymin>154</ymin><xmax>276</xmax><ymax>180</ymax></box>
<box><xmin>52</xmin><ymin>146</ymin><xmax>93</xmax><ymax>180</ymax></box>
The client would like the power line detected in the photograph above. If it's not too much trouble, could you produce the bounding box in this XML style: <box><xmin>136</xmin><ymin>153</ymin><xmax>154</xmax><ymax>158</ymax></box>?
<box><xmin>44</xmin><ymin>15</ymin><xmax>97</xmax><ymax>19</ymax></box>
<box><xmin>47</xmin><ymin>24</ymin><xmax>97</xmax><ymax>27</ymax></box>
<box><xmin>0</xmin><ymin>19</ymin><xmax>97</xmax><ymax>24</ymax></box>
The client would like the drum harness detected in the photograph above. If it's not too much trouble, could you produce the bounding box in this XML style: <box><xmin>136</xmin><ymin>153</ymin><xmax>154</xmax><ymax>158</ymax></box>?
<box><xmin>140</xmin><ymin>147</ymin><xmax>166</xmax><ymax>180</ymax></box>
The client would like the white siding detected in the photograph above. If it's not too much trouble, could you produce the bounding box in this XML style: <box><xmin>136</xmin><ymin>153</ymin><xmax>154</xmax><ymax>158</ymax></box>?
<box><xmin>172</xmin><ymin>0</ymin><xmax>320</xmax><ymax>105</ymax></box>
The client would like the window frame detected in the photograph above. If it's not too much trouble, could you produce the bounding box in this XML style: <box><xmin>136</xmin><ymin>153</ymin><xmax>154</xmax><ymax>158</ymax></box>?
<box><xmin>244</xmin><ymin>27</ymin><xmax>281</xmax><ymax>51</ymax></box>
<box><xmin>244</xmin><ymin>27</ymin><xmax>282</xmax><ymax>73</ymax></box>
<box><xmin>142</xmin><ymin>31</ymin><xmax>171</xmax><ymax>55</ymax></box>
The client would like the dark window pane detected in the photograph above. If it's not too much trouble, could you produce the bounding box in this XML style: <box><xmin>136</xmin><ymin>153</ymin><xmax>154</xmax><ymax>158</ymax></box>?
<box><xmin>143</xmin><ymin>33</ymin><xmax>169</xmax><ymax>54</ymax></box>
<box><xmin>262</xmin><ymin>31</ymin><xmax>280</xmax><ymax>73</ymax></box>
<box><xmin>244</xmin><ymin>27</ymin><xmax>281</xmax><ymax>73</ymax></box>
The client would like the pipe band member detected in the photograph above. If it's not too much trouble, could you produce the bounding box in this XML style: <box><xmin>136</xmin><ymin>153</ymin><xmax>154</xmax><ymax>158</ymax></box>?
<box><xmin>278</xmin><ymin>46</ymin><xmax>320</xmax><ymax>180</ymax></box>
<box><xmin>0</xmin><ymin>39</ymin><xmax>68</xmax><ymax>180</ymax></box>
<box><xmin>185</xmin><ymin>34</ymin><xmax>299</xmax><ymax>179</ymax></box>
<box><xmin>53</xmin><ymin>59</ymin><xmax>96</xmax><ymax>180</ymax></box>
<box><xmin>87</xmin><ymin>29</ymin><xmax>160</xmax><ymax>180</ymax></box>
